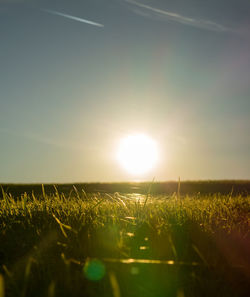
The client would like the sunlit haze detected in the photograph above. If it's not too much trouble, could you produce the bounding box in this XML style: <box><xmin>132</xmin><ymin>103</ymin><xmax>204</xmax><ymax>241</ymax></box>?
<box><xmin>0</xmin><ymin>0</ymin><xmax>250</xmax><ymax>182</ymax></box>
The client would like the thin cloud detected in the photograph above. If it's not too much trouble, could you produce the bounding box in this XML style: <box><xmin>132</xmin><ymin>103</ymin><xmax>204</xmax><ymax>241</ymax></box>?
<box><xmin>0</xmin><ymin>127</ymin><xmax>86</xmax><ymax>151</ymax></box>
<box><xmin>126</xmin><ymin>0</ymin><xmax>231</xmax><ymax>33</ymax></box>
<box><xmin>42</xmin><ymin>8</ymin><xmax>104</xmax><ymax>28</ymax></box>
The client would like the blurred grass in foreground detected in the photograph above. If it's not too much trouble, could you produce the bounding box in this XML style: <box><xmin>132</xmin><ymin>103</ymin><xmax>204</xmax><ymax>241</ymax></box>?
<box><xmin>0</xmin><ymin>188</ymin><xmax>249</xmax><ymax>297</ymax></box>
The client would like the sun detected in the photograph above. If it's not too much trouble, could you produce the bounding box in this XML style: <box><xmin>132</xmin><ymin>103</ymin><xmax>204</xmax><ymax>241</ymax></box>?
<box><xmin>116</xmin><ymin>134</ymin><xmax>158</xmax><ymax>175</ymax></box>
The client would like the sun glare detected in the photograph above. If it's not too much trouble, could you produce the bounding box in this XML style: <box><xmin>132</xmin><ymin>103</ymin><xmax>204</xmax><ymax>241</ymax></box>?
<box><xmin>117</xmin><ymin>134</ymin><xmax>158</xmax><ymax>175</ymax></box>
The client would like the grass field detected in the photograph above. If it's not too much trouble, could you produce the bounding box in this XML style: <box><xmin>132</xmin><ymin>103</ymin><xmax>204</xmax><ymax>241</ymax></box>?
<box><xmin>0</xmin><ymin>184</ymin><xmax>249</xmax><ymax>297</ymax></box>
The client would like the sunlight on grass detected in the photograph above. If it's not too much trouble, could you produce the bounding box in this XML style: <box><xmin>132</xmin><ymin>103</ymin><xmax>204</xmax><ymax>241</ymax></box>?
<box><xmin>0</xmin><ymin>187</ymin><xmax>249</xmax><ymax>297</ymax></box>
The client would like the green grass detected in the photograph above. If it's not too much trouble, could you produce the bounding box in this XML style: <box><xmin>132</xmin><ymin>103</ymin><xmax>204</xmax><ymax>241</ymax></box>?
<box><xmin>0</xmin><ymin>188</ymin><xmax>249</xmax><ymax>297</ymax></box>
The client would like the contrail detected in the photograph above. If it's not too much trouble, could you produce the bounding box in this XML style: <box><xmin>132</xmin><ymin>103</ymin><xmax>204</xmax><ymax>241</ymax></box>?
<box><xmin>42</xmin><ymin>8</ymin><xmax>104</xmax><ymax>27</ymax></box>
<box><xmin>125</xmin><ymin>0</ymin><xmax>231</xmax><ymax>32</ymax></box>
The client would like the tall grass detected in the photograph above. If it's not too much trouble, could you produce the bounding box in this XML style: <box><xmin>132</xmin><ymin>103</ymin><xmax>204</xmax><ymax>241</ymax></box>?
<box><xmin>0</xmin><ymin>189</ymin><xmax>249</xmax><ymax>297</ymax></box>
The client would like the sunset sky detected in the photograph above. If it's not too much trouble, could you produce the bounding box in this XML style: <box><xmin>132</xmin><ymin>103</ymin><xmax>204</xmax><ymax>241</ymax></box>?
<box><xmin>1</xmin><ymin>0</ymin><xmax>250</xmax><ymax>182</ymax></box>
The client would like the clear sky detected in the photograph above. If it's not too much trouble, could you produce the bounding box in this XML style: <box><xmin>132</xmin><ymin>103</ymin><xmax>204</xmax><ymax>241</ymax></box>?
<box><xmin>0</xmin><ymin>0</ymin><xmax>250</xmax><ymax>182</ymax></box>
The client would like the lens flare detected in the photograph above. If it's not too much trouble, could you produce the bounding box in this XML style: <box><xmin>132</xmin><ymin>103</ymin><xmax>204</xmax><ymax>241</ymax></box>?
<box><xmin>83</xmin><ymin>259</ymin><xmax>106</xmax><ymax>281</ymax></box>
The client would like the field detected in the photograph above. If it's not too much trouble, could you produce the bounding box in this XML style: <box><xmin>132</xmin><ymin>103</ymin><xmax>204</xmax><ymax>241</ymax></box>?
<box><xmin>0</xmin><ymin>182</ymin><xmax>249</xmax><ymax>297</ymax></box>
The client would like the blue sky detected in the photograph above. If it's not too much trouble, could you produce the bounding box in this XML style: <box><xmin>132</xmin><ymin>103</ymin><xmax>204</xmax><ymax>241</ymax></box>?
<box><xmin>0</xmin><ymin>0</ymin><xmax>250</xmax><ymax>182</ymax></box>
